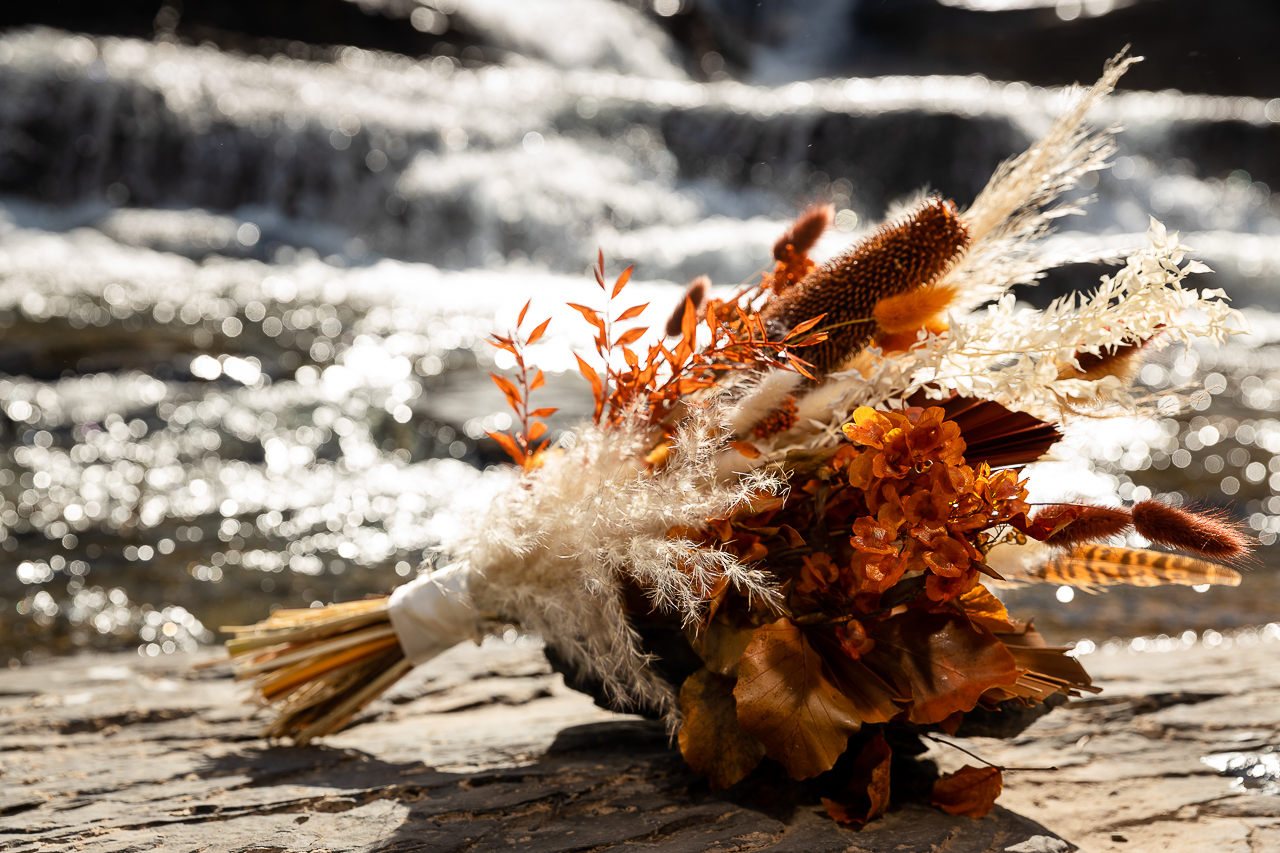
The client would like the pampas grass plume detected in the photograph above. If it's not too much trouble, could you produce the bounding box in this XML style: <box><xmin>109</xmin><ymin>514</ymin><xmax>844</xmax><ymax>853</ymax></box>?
<box><xmin>1132</xmin><ymin>500</ymin><xmax>1250</xmax><ymax>559</ymax></box>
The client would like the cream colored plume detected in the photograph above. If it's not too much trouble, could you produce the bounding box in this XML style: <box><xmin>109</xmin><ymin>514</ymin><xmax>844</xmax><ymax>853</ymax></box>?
<box><xmin>454</xmin><ymin>401</ymin><xmax>782</xmax><ymax>724</ymax></box>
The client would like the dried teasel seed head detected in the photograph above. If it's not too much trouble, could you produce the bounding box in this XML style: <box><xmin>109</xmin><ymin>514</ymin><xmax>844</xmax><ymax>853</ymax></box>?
<box><xmin>1131</xmin><ymin>500</ymin><xmax>1250</xmax><ymax>560</ymax></box>
<box><xmin>665</xmin><ymin>275</ymin><xmax>710</xmax><ymax>338</ymax></box>
<box><xmin>773</xmin><ymin>203</ymin><xmax>835</xmax><ymax>261</ymax></box>
<box><xmin>751</xmin><ymin>395</ymin><xmax>799</xmax><ymax>440</ymax></box>
<box><xmin>1041</xmin><ymin>504</ymin><xmax>1133</xmax><ymax>547</ymax></box>
<box><xmin>763</xmin><ymin>197</ymin><xmax>969</xmax><ymax>376</ymax></box>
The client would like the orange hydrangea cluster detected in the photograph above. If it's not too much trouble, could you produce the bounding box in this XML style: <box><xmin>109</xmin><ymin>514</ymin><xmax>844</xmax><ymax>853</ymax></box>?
<box><xmin>833</xmin><ymin>406</ymin><xmax>1030</xmax><ymax>603</ymax></box>
<box><xmin>689</xmin><ymin>405</ymin><xmax>1030</xmax><ymax>624</ymax></box>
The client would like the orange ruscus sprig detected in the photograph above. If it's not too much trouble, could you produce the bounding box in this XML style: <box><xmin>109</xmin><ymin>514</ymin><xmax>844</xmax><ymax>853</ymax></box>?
<box><xmin>486</xmin><ymin>300</ymin><xmax>558</xmax><ymax>468</ymax></box>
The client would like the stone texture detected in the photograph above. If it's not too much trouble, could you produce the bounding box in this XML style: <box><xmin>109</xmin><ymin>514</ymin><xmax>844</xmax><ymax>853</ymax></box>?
<box><xmin>2</xmin><ymin>637</ymin><xmax>1278</xmax><ymax>852</ymax></box>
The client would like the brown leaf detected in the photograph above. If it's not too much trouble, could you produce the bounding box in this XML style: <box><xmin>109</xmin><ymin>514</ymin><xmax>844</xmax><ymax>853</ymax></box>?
<box><xmin>813</xmin><ymin>635</ymin><xmax>908</xmax><ymax>725</ymax></box>
<box><xmin>868</xmin><ymin>610</ymin><xmax>1018</xmax><ymax>725</ymax></box>
<box><xmin>957</xmin><ymin>584</ymin><xmax>1016</xmax><ymax>633</ymax></box>
<box><xmin>679</xmin><ymin>668</ymin><xmax>766</xmax><ymax>790</ymax></box>
<box><xmin>734</xmin><ymin>619</ymin><xmax>864</xmax><ymax>780</ymax></box>
<box><xmin>616</xmin><ymin>302</ymin><xmax>649</xmax><ymax>322</ymax></box>
<box><xmin>931</xmin><ymin>765</ymin><xmax>1002</xmax><ymax>818</ymax></box>
<box><xmin>821</xmin><ymin>731</ymin><xmax>892</xmax><ymax>826</ymax></box>
<box><xmin>728</xmin><ymin>441</ymin><xmax>761</xmax><ymax>459</ymax></box>
<box><xmin>687</xmin><ymin>619</ymin><xmax>755</xmax><ymax>677</ymax></box>
<box><xmin>525</xmin><ymin>317</ymin><xmax>551</xmax><ymax>345</ymax></box>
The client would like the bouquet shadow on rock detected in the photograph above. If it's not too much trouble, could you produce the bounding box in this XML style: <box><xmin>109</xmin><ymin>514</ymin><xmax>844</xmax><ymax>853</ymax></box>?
<box><xmin>221</xmin><ymin>52</ymin><xmax>1252</xmax><ymax>826</ymax></box>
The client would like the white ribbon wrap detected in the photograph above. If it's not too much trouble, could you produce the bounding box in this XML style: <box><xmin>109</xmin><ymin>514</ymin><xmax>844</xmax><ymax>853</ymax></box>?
<box><xmin>386</xmin><ymin>562</ymin><xmax>482</xmax><ymax>665</ymax></box>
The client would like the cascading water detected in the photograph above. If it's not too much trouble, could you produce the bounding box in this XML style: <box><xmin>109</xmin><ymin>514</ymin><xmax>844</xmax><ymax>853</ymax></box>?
<box><xmin>2</xmin><ymin>4</ymin><xmax>1279</xmax><ymax>666</ymax></box>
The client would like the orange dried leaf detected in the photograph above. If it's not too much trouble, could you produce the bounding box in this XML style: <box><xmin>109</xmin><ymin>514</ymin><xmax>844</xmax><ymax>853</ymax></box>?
<box><xmin>528</xmin><ymin>407</ymin><xmax>558</xmax><ymax>418</ymax></box>
<box><xmin>490</xmin><ymin>340</ymin><xmax>518</xmax><ymax>356</ymax></box>
<box><xmin>615</xmin><ymin>327</ymin><xmax>648</xmax><ymax>348</ymax></box>
<box><xmin>688</xmin><ymin>620</ymin><xmax>756</xmax><ymax>677</ymax></box>
<box><xmin>821</xmin><ymin>731</ymin><xmax>892</xmax><ymax>826</ymax></box>
<box><xmin>734</xmin><ymin>619</ymin><xmax>864</xmax><ymax>780</ymax></box>
<box><xmin>681</xmin><ymin>294</ymin><xmax>698</xmax><ymax>347</ymax></box>
<box><xmin>729</xmin><ymin>441</ymin><xmax>762</xmax><ymax>459</ymax></box>
<box><xmin>616</xmin><ymin>302</ymin><xmax>649</xmax><ymax>322</ymax></box>
<box><xmin>517</xmin><ymin>299</ymin><xmax>531</xmax><ymax>328</ymax></box>
<box><xmin>567</xmin><ymin>303</ymin><xmax>606</xmax><ymax>333</ymax></box>
<box><xmin>957</xmin><ymin>584</ymin><xmax>1016</xmax><ymax>633</ymax></box>
<box><xmin>868</xmin><ymin>610</ymin><xmax>1017</xmax><ymax>725</ymax></box>
<box><xmin>530</xmin><ymin>369</ymin><xmax>546</xmax><ymax>391</ymax></box>
<box><xmin>678</xmin><ymin>668</ymin><xmax>766</xmax><ymax>790</ymax></box>
<box><xmin>528</xmin><ymin>421</ymin><xmax>547</xmax><ymax>441</ymax></box>
<box><xmin>594</xmin><ymin>249</ymin><xmax>606</xmax><ymax>289</ymax></box>
<box><xmin>783</xmin><ymin>313</ymin><xmax>828</xmax><ymax>342</ymax></box>
<box><xmin>931</xmin><ymin>765</ymin><xmax>1003</xmax><ymax>818</ymax></box>
<box><xmin>489</xmin><ymin>373</ymin><xmax>522</xmax><ymax>410</ymax></box>
<box><xmin>486</xmin><ymin>430</ymin><xmax>525</xmax><ymax>465</ymax></box>
<box><xmin>612</xmin><ymin>265</ymin><xmax>634</xmax><ymax>298</ymax></box>
<box><xmin>525</xmin><ymin>317</ymin><xmax>552</xmax><ymax>345</ymax></box>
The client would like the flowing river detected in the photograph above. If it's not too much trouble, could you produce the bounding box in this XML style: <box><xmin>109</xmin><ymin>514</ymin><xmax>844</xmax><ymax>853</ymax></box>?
<box><xmin>2</xmin><ymin>8</ymin><xmax>1279</xmax><ymax>667</ymax></box>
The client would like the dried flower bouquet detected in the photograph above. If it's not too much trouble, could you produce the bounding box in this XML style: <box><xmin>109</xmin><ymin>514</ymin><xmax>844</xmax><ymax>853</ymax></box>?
<box><xmin>223</xmin><ymin>52</ymin><xmax>1251</xmax><ymax>825</ymax></box>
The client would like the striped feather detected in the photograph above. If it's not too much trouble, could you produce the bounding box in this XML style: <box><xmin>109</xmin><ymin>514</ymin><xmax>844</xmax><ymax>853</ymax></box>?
<box><xmin>1033</xmin><ymin>545</ymin><xmax>1241</xmax><ymax>589</ymax></box>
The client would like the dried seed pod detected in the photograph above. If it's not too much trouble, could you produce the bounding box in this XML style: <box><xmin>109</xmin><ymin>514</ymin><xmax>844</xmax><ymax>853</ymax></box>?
<box><xmin>763</xmin><ymin>197</ymin><xmax>969</xmax><ymax>375</ymax></box>
<box><xmin>1131</xmin><ymin>500</ymin><xmax>1250</xmax><ymax>560</ymax></box>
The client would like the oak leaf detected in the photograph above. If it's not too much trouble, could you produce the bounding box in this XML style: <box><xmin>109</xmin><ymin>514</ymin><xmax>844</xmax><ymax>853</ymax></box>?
<box><xmin>821</xmin><ymin>731</ymin><xmax>892</xmax><ymax>825</ymax></box>
<box><xmin>734</xmin><ymin>619</ymin><xmax>864</xmax><ymax>779</ymax></box>
<box><xmin>678</xmin><ymin>668</ymin><xmax>765</xmax><ymax>790</ymax></box>
<box><xmin>869</xmin><ymin>609</ymin><xmax>1018</xmax><ymax>725</ymax></box>
<box><xmin>930</xmin><ymin>765</ymin><xmax>1002</xmax><ymax>818</ymax></box>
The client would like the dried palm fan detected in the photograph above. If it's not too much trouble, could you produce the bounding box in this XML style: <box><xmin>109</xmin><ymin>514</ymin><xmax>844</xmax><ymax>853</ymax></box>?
<box><xmin>222</xmin><ymin>52</ymin><xmax>1251</xmax><ymax>823</ymax></box>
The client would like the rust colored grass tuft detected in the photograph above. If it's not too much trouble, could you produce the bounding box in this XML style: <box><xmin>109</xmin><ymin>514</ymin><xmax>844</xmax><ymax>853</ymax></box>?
<box><xmin>773</xmin><ymin>203</ymin><xmax>834</xmax><ymax>260</ymax></box>
<box><xmin>1131</xmin><ymin>500</ymin><xmax>1250</xmax><ymax>560</ymax></box>
<box><xmin>1041</xmin><ymin>504</ymin><xmax>1132</xmax><ymax>546</ymax></box>
<box><xmin>666</xmin><ymin>275</ymin><xmax>710</xmax><ymax>338</ymax></box>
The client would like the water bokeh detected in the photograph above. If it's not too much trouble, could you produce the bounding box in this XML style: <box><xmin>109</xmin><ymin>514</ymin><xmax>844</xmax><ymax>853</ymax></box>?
<box><xmin>2</xmin><ymin>13</ymin><xmax>1279</xmax><ymax>665</ymax></box>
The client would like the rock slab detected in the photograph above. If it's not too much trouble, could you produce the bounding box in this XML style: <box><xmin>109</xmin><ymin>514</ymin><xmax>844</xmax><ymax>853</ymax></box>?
<box><xmin>1</xmin><ymin>637</ymin><xmax>1278</xmax><ymax>852</ymax></box>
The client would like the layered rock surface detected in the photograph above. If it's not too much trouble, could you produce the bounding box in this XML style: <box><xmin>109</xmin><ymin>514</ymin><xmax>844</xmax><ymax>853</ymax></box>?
<box><xmin>2</xmin><ymin>636</ymin><xmax>1277</xmax><ymax>852</ymax></box>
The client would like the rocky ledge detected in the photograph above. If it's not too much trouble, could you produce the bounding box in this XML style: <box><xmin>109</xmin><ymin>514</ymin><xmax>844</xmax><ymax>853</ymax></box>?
<box><xmin>1</xmin><ymin>635</ymin><xmax>1277</xmax><ymax>852</ymax></box>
